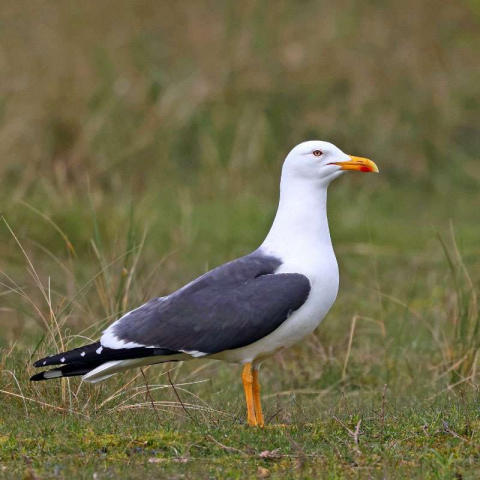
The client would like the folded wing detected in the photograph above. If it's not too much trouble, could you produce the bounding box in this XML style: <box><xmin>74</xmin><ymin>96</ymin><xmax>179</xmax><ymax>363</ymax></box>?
<box><xmin>32</xmin><ymin>251</ymin><xmax>311</xmax><ymax>381</ymax></box>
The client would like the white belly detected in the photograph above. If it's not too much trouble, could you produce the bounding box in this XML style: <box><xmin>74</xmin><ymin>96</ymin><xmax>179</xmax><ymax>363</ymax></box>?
<box><xmin>215</xmin><ymin>256</ymin><xmax>339</xmax><ymax>365</ymax></box>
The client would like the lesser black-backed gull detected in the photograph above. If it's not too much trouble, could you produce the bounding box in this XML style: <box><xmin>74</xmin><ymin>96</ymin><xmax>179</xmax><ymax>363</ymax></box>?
<box><xmin>31</xmin><ymin>141</ymin><xmax>378</xmax><ymax>427</ymax></box>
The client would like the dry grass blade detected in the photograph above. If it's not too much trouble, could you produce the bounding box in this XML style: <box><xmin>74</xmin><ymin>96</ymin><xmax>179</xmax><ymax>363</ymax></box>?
<box><xmin>332</xmin><ymin>415</ymin><xmax>362</xmax><ymax>455</ymax></box>
<box><xmin>110</xmin><ymin>380</ymin><xmax>211</xmax><ymax>411</ymax></box>
<box><xmin>54</xmin><ymin>245</ymin><xmax>142</xmax><ymax>325</ymax></box>
<box><xmin>437</xmin><ymin>229</ymin><xmax>480</xmax><ymax>381</ymax></box>
<box><xmin>167</xmin><ymin>370</ymin><xmax>199</xmax><ymax>424</ymax></box>
<box><xmin>140</xmin><ymin>368</ymin><xmax>163</xmax><ymax>424</ymax></box>
<box><xmin>0</xmin><ymin>389</ymin><xmax>88</xmax><ymax>417</ymax></box>
<box><xmin>263</xmin><ymin>381</ymin><xmax>343</xmax><ymax>400</ymax></box>
<box><xmin>19</xmin><ymin>201</ymin><xmax>76</xmax><ymax>257</ymax></box>
<box><xmin>114</xmin><ymin>401</ymin><xmax>223</xmax><ymax>415</ymax></box>
<box><xmin>427</xmin><ymin>373</ymin><xmax>479</xmax><ymax>401</ymax></box>
<box><xmin>2</xmin><ymin>370</ymin><xmax>29</xmax><ymax>417</ymax></box>
<box><xmin>342</xmin><ymin>315</ymin><xmax>357</xmax><ymax>381</ymax></box>
<box><xmin>96</xmin><ymin>366</ymin><xmax>156</xmax><ymax>410</ymax></box>
<box><xmin>206</xmin><ymin>435</ymin><xmax>249</xmax><ymax>456</ymax></box>
<box><xmin>1</xmin><ymin>218</ymin><xmax>66</xmax><ymax>356</ymax></box>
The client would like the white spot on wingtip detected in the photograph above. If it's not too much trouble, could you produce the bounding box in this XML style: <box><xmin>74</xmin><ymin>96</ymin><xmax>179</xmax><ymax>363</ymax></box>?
<box><xmin>96</xmin><ymin>346</ymin><xmax>103</xmax><ymax>354</ymax></box>
<box><xmin>80</xmin><ymin>352</ymin><xmax>86</xmax><ymax>357</ymax></box>
<box><xmin>43</xmin><ymin>361</ymin><xmax>46</xmax><ymax>365</ymax></box>
<box><xmin>60</xmin><ymin>357</ymin><xmax>65</xmax><ymax>363</ymax></box>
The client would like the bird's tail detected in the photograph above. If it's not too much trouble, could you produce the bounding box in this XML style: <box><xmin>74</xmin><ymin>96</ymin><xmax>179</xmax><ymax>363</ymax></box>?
<box><xmin>30</xmin><ymin>363</ymin><xmax>101</xmax><ymax>381</ymax></box>
<box><xmin>31</xmin><ymin>342</ymin><xmax>178</xmax><ymax>382</ymax></box>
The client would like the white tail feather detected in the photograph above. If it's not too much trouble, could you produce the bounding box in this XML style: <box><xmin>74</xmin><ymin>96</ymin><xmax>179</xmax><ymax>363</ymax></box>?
<box><xmin>83</xmin><ymin>355</ymin><xmax>184</xmax><ymax>383</ymax></box>
<box><xmin>83</xmin><ymin>361</ymin><xmax>124</xmax><ymax>383</ymax></box>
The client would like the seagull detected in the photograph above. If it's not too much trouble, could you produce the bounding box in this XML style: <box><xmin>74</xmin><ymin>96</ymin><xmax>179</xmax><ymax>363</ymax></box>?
<box><xmin>31</xmin><ymin>141</ymin><xmax>378</xmax><ymax>427</ymax></box>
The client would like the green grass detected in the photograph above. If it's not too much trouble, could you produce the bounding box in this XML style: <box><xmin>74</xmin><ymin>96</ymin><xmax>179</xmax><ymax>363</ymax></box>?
<box><xmin>1</xmin><ymin>390</ymin><xmax>479</xmax><ymax>479</ymax></box>
<box><xmin>1</xmin><ymin>0</ymin><xmax>480</xmax><ymax>478</ymax></box>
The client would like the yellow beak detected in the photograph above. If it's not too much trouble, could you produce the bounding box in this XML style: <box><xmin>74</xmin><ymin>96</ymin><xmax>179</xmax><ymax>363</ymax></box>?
<box><xmin>331</xmin><ymin>156</ymin><xmax>379</xmax><ymax>173</ymax></box>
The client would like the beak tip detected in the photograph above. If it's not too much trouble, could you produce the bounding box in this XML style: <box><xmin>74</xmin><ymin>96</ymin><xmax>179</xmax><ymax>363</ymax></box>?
<box><xmin>346</xmin><ymin>155</ymin><xmax>379</xmax><ymax>173</ymax></box>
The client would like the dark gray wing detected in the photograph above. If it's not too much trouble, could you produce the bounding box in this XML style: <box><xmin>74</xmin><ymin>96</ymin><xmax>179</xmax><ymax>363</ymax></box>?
<box><xmin>105</xmin><ymin>250</ymin><xmax>311</xmax><ymax>354</ymax></box>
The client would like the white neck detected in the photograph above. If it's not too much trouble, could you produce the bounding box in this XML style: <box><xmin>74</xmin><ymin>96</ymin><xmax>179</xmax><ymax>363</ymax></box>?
<box><xmin>260</xmin><ymin>175</ymin><xmax>334</xmax><ymax>261</ymax></box>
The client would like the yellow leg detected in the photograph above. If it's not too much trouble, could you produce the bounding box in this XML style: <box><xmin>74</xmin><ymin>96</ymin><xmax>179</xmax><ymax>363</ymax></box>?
<box><xmin>242</xmin><ymin>363</ymin><xmax>257</xmax><ymax>426</ymax></box>
<box><xmin>252</xmin><ymin>368</ymin><xmax>265</xmax><ymax>427</ymax></box>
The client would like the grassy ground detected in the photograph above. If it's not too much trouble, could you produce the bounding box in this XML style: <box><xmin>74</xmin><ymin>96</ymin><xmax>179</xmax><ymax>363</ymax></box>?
<box><xmin>1</xmin><ymin>1</ymin><xmax>480</xmax><ymax>478</ymax></box>
<box><xmin>1</xmin><ymin>386</ymin><xmax>479</xmax><ymax>479</ymax></box>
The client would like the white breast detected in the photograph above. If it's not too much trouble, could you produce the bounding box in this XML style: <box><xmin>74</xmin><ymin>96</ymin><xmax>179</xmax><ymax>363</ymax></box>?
<box><xmin>216</xmin><ymin>251</ymin><xmax>339</xmax><ymax>366</ymax></box>
<box><xmin>217</xmin><ymin>165</ymin><xmax>340</xmax><ymax>365</ymax></box>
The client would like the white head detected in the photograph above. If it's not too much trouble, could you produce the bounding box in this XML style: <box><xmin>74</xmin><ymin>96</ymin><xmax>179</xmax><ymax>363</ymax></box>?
<box><xmin>282</xmin><ymin>140</ymin><xmax>378</xmax><ymax>188</ymax></box>
<box><xmin>262</xmin><ymin>141</ymin><xmax>378</xmax><ymax>254</ymax></box>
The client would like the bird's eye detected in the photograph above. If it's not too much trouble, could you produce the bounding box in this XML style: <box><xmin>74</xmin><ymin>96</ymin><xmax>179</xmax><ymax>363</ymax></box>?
<box><xmin>313</xmin><ymin>150</ymin><xmax>323</xmax><ymax>157</ymax></box>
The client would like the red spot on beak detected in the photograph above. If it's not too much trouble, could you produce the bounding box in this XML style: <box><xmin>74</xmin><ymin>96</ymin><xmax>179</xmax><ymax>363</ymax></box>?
<box><xmin>360</xmin><ymin>166</ymin><xmax>371</xmax><ymax>172</ymax></box>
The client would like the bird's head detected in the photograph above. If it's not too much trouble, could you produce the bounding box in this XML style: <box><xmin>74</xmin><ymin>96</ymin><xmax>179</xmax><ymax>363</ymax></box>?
<box><xmin>283</xmin><ymin>141</ymin><xmax>379</xmax><ymax>187</ymax></box>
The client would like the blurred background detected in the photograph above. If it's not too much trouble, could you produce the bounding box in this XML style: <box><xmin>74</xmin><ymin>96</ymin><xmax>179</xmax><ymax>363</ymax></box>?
<box><xmin>1</xmin><ymin>0</ymin><xmax>479</xmax><ymax>394</ymax></box>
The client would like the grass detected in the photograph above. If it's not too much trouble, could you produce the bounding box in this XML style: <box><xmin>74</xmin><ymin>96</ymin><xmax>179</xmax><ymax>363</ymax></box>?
<box><xmin>1</xmin><ymin>389</ymin><xmax>479</xmax><ymax>479</ymax></box>
<box><xmin>1</xmin><ymin>0</ymin><xmax>480</xmax><ymax>478</ymax></box>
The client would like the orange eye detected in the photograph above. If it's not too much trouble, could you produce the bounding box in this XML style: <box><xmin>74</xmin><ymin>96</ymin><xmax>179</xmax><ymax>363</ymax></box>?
<box><xmin>313</xmin><ymin>150</ymin><xmax>323</xmax><ymax>157</ymax></box>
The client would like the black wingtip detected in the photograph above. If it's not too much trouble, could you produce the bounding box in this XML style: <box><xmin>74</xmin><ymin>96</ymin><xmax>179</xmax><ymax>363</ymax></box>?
<box><xmin>33</xmin><ymin>355</ymin><xmax>61</xmax><ymax>368</ymax></box>
<box><xmin>31</xmin><ymin>342</ymin><xmax>102</xmax><ymax>368</ymax></box>
<box><xmin>30</xmin><ymin>362</ymin><xmax>100</xmax><ymax>381</ymax></box>
<box><xmin>30</xmin><ymin>371</ymin><xmax>57</xmax><ymax>381</ymax></box>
